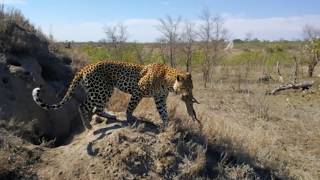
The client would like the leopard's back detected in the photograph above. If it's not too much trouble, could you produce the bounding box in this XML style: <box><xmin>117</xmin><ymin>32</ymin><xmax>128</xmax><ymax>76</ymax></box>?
<box><xmin>32</xmin><ymin>60</ymin><xmax>192</xmax><ymax>130</ymax></box>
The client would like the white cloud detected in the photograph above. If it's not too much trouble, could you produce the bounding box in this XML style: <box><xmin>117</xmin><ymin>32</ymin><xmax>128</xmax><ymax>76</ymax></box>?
<box><xmin>42</xmin><ymin>22</ymin><xmax>105</xmax><ymax>42</ymax></box>
<box><xmin>42</xmin><ymin>19</ymin><xmax>160</xmax><ymax>42</ymax></box>
<box><xmin>123</xmin><ymin>19</ymin><xmax>160</xmax><ymax>42</ymax></box>
<box><xmin>101</xmin><ymin>19</ymin><xmax>161</xmax><ymax>42</ymax></box>
<box><xmin>224</xmin><ymin>14</ymin><xmax>320</xmax><ymax>40</ymax></box>
<box><xmin>41</xmin><ymin>15</ymin><xmax>320</xmax><ymax>42</ymax></box>
<box><xmin>0</xmin><ymin>0</ymin><xmax>26</xmax><ymax>4</ymax></box>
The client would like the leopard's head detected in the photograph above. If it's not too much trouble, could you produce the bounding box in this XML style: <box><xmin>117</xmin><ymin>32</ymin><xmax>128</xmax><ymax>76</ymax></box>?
<box><xmin>173</xmin><ymin>73</ymin><xmax>193</xmax><ymax>96</ymax></box>
<box><xmin>173</xmin><ymin>72</ymin><xmax>201</xmax><ymax>124</ymax></box>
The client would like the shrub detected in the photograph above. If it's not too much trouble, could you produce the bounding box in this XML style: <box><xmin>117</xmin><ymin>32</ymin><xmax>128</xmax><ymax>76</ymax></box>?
<box><xmin>80</xmin><ymin>44</ymin><xmax>111</xmax><ymax>63</ymax></box>
<box><xmin>0</xmin><ymin>4</ymin><xmax>49</xmax><ymax>54</ymax></box>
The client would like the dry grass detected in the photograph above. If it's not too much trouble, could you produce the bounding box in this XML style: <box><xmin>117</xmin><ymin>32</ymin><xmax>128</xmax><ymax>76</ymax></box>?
<box><xmin>60</xmin><ymin>58</ymin><xmax>319</xmax><ymax>179</ymax></box>
<box><xmin>0</xmin><ymin>4</ymin><xmax>48</xmax><ymax>54</ymax></box>
<box><xmin>3</xmin><ymin>52</ymin><xmax>316</xmax><ymax>178</ymax></box>
<box><xmin>3</xmin><ymin>2</ymin><xmax>317</xmax><ymax>178</ymax></box>
<box><xmin>102</xmin><ymin>86</ymin><xmax>277</xmax><ymax>179</ymax></box>
<box><xmin>58</xmin><ymin>47</ymin><xmax>89</xmax><ymax>72</ymax></box>
<box><xmin>191</xmin><ymin>65</ymin><xmax>320</xmax><ymax>179</ymax></box>
<box><xmin>0</xmin><ymin>129</ymin><xmax>40</xmax><ymax>179</ymax></box>
<box><xmin>0</xmin><ymin>4</ymin><xmax>35</xmax><ymax>33</ymax></box>
<box><xmin>91</xmin><ymin>62</ymin><xmax>318</xmax><ymax>179</ymax></box>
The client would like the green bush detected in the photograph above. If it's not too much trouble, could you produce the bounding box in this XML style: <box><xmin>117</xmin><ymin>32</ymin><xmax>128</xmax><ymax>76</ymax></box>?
<box><xmin>222</xmin><ymin>50</ymin><xmax>263</xmax><ymax>65</ymax></box>
<box><xmin>80</xmin><ymin>44</ymin><xmax>111</xmax><ymax>63</ymax></box>
<box><xmin>222</xmin><ymin>44</ymin><xmax>292</xmax><ymax>69</ymax></box>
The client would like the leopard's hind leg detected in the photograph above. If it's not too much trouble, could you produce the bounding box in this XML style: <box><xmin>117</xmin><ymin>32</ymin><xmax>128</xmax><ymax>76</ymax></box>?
<box><xmin>93</xmin><ymin>87</ymin><xmax>115</xmax><ymax>122</ymax></box>
<box><xmin>79</xmin><ymin>86</ymin><xmax>114</xmax><ymax>129</ymax></box>
<box><xmin>79</xmin><ymin>100</ymin><xmax>94</xmax><ymax>130</ymax></box>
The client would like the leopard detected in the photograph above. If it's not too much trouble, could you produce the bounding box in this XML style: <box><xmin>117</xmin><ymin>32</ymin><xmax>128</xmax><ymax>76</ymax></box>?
<box><xmin>32</xmin><ymin>61</ymin><xmax>194</xmax><ymax>130</ymax></box>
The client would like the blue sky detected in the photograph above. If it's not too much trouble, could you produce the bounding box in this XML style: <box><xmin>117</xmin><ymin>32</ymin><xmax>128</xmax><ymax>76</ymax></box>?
<box><xmin>2</xmin><ymin>0</ymin><xmax>320</xmax><ymax>42</ymax></box>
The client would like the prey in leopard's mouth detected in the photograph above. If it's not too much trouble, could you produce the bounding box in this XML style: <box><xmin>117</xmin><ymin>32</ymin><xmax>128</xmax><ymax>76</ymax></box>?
<box><xmin>181</xmin><ymin>94</ymin><xmax>200</xmax><ymax>124</ymax></box>
<box><xmin>173</xmin><ymin>73</ymin><xmax>201</xmax><ymax>125</ymax></box>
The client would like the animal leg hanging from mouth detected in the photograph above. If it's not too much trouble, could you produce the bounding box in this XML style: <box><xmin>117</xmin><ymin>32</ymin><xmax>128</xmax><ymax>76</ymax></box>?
<box><xmin>181</xmin><ymin>95</ymin><xmax>200</xmax><ymax>124</ymax></box>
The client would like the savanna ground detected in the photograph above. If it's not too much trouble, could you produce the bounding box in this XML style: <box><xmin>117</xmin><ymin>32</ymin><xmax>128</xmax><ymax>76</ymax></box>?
<box><xmin>1</xmin><ymin>41</ymin><xmax>320</xmax><ymax>179</ymax></box>
<box><xmin>191</xmin><ymin>65</ymin><xmax>320</xmax><ymax>179</ymax></box>
<box><xmin>106</xmin><ymin>63</ymin><xmax>320</xmax><ymax>179</ymax></box>
<box><xmin>63</xmin><ymin>40</ymin><xmax>320</xmax><ymax>179</ymax></box>
<box><xmin>2</xmin><ymin>43</ymin><xmax>320</xmax><ymax>180</ymax></box>
<box><xmin>1</xmin><ymin>4</ymin><xmax>320</xmax><ymax>180</ymax></box>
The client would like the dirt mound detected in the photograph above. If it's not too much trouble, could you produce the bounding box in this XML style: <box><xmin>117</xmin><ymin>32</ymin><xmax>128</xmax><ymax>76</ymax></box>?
<box><xmin>0</xmin><ymin>101</ymin><xmax>278</xmax><ymax>180</ymax></box>
<box><xmin>30</xmin><ymin>112</ymin><xmax>274</xmax><ymax>180</ymax></box>
<box><xmin>0</xmin><ymin>129</ymin><xmax>41</xmax><ymax>180</ymax></box>
<box><xmin>0</xmin><ymin>5</ymin><xmax>83</xmax><ymax>145</ymax></box>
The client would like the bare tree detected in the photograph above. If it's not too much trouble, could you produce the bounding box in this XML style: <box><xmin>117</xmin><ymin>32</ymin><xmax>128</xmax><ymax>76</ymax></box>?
<box><xmin>132</xmin><ymin>42</ymin><xmax>144</xmax><ymax>64</ymax></box>
<box><xmin>157</xmin><ymin>38</ymin><xmax>168</xmax><ymax>64</ymax></box>
<box><xmin>104</xmin><ymin>23</ymin><xmax>129</xmax><ymax>60</ymax></box>
<box><xmin>198</xmin><ymin>9</ymin><xmax>213</xmax><ymax>88</ymax></box>
<box><xmin>157</xmin><ymin>15</ymin><xmax>181</xmax><ymax>67</ymax></box>
<box><xmin>132</xmin><ymin>41</ymin><xmax>154</xmax><ymax>64</ymax></box>
<box><xmin>245</xmin><ymin>32</ymin><xmax>253</xmax><ymax>42</ymax></box>
<box><xmin>304</xmin><ymin>25</ymin><xmax>320</xmax><ymax>40</ymax></box>
<box><xmin>180</xmin><ymin>20</ymin><xmax>196</xmax><ymax>72</ymax></box>
<box><xmin>303</xmin><ymin>25</ymin><xmax>320</xmax><ymax>77</ymax></box>
<box><xmin>198</xmin><ymin>8</ymin><xmax>227</xmax><ymax>88</ymax></box>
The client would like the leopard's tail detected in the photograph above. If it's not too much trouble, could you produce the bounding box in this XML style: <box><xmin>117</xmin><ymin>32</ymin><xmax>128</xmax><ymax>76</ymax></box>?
<box><xmin>32</xmin><ymin>72</ymin><xmax>83</xmax><ymax>110</ymax></box>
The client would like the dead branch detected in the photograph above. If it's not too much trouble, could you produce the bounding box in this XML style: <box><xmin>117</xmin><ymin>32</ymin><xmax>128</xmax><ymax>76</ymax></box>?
<box><xmin>268</xmin><ymin>81</ymin><xmax>314</xmax><ymax>95</ymax></box>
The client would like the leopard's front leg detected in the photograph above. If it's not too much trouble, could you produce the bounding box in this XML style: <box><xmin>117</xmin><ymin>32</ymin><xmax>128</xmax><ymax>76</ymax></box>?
<box><xmin>153</xmin><ymin>93</ymin><xmax>168</xmax><ymax>129</ymax></box>
<box><xmin>126</xmin><ymin>93</ymin><xmax>143</xmax><ymax>124</ymax></box>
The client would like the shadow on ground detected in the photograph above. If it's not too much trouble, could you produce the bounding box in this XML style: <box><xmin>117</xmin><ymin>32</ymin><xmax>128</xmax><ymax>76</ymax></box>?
<box><xmin>87</xmin><ymin>116</ymin><xmax>160</xmax><ymax>156</ymax></box>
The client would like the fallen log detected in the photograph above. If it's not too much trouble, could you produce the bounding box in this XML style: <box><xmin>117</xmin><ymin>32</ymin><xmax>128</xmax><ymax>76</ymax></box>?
<box><xmin>268</xmin><ymin>81</ymin><xmax>314</xmax><ymax>95</ymax></box>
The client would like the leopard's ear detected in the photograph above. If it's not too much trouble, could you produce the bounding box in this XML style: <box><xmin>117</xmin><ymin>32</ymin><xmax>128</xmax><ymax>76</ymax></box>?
<box><xmin>177</xmin><ymin>75</ymin><xmax>183</xmax><ymax>82</ymax></box>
